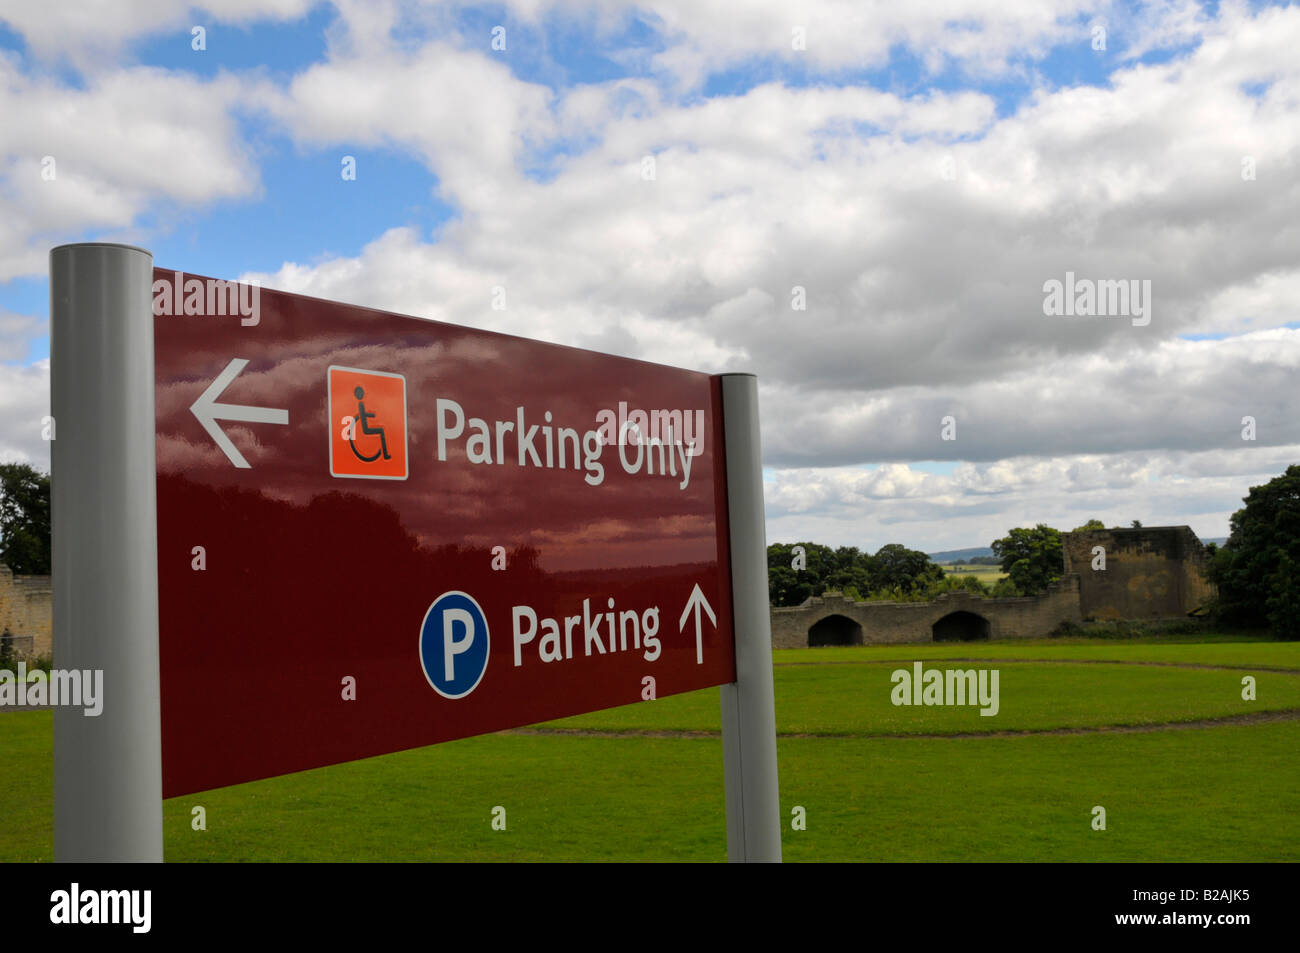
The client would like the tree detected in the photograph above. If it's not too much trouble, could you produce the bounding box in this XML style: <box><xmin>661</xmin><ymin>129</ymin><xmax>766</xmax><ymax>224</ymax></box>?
<box><xmin>0</xmin><ymin>463</ymin><xmax>50</xmax><ymax>575</ymax></box>
<box><xmin>1073</xmin><ymin>519</ymin><xmax>1106</xmax><ymax>531</ymax></box>
<box><xmin>767</xmin><ymin>543</ymin><xmax>820</xmax><ymax>607</ymax></box>
<box><xmin>990</xmin><ymin>524</ymin><xmax>1063</xmax><ymax>595</ymax></box>
<box><xmin>767</xmin><ymin>540</ymin><xmax>952</xmax><ymax>604</ymax></box>
<box><xmin>869</xmin><ymin>543</ymin><xmax>944</xmax><ymax>594</ymax></box>
<box><xmin>766</xmin><ymin>564</ymin><xmax>812</xmax><ymax>608</ymax></box>
<box><xmin>767</xmin><ymin>541</ymin><xmax>874</xmax><ymax>607</ymax></box>
<box><xmin>826</xmin><ymin>545</ymin><xmax>872</xmax><ymax>595</ymax></box>
<box><xmin>1208</xmin><ymin>465</ymin><xmax>1300</xmax><ymax>637</ymax></box>
<box><xmin>1131</xmin><ymin>520</ymin><xmax>1143</xmax><ymax>529</ymax></box>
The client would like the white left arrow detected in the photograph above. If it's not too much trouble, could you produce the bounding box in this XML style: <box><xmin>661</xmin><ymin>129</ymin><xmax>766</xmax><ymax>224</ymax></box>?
<box><xmin>678</xmin><ymin>583</ymin><xmax>717</xmax><ymax>665</ymax></box>
<box><xmin>190</xmin><ymin>358</ymin><xmax>289</xmax><ymax>469</ymax></box>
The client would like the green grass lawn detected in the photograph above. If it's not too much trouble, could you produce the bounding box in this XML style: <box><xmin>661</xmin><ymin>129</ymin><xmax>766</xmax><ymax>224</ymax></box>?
<box><xmin>2</xmin><ymin>636</ymin><xmax>1296</xmax><ymax>862</ymax></box>
<box><xmin>539</xmin><ymin>661</ymin><xmax>1297</xmax><ymax>735</ymax></box>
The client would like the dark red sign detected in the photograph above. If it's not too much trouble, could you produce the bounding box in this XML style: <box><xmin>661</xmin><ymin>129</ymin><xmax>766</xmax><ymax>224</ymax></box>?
<box><xmin>152</xmin><ymin>269</ymin><xmax>735</xmax><ymax>797</ymax></box>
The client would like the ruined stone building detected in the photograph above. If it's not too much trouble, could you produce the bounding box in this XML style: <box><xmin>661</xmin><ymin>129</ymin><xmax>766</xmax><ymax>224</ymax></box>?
<box><xmin>1061</xmin><ymin>525</ymin><xmax>1214</xmax><ymax>622</ymax></box>
<box><xmin>770</xmin><ymin>525</ymin><xmax>1217</xmax><ymax>648</ymax></box>
<box><xmin>0</xmin><ymin>562</ymin><xmax>52</xmax><ymax>659</ymax></box>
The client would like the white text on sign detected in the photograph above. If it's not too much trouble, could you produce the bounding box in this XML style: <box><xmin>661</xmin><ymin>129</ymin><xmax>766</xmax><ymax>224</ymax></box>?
<box><xmin>513</xmin><ymin>596</ymin><xmax>662</xmax><ymax>665</ymax></box>
<box><xmin>435</xmin><ymin>399</ymin><xmax>697</xmax><ymax>489</ymax></box>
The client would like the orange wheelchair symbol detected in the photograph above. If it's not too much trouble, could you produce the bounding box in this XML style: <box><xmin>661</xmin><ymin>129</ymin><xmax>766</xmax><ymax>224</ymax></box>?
<box><xmin>328</xmin><ymin>366</ymin><xmax>408</xmax><ymax>480</ymax></box>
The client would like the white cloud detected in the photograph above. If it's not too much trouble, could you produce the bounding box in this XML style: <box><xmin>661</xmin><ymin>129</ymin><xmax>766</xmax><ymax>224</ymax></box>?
<box><xmin>625</xmin><ymin>0</ymin><xmax>1103</xmax><ymax>88</ymax></box>
<box><xmin>0</xmin><ymin>0</ymin><xmax>315</xmax><ymax>70</ymax></box>
<box><xmin>0</xmin><ymin>357</ymin><xmax>48</xmax><ymax>467</ymax></box>
<box><xmin>763</xmin><ymin>445</ymin><xmax>1295</xmax><ymax>552</ymax></box>
<box><xmin>246</xmin><ymin>3</ymin><xmax>1300</xmax><ymax>389</ymax></box>
<box><xmin>0</xmin><ymin>309</ymin><xmax>43</xmax><ymax>362</ymax></box>
<box><xmin>259</xmin><ymin>38</ymin><xmax>556</xmax><ymax>197</ymax></box>
<box><xmin>761</xmin><ymin>327</ymin><xmax>1300</xmax><ymax>466</ymax></box>
<box><xmin>0</xmin><ymin>56</ymin><xmax>261</xmax><ymax>279</ymax></box>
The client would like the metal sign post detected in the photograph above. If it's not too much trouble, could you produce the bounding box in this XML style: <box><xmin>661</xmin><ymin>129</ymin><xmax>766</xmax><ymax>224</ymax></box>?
<box><xmin>50</xmin><ymin>243</ymin><xmax>164</xmax><ymax>862</ymax></box>
<box><xmin>719</xmin><ymin>373</ymin><xmax>782</xmax><ymax>862</ymax></box>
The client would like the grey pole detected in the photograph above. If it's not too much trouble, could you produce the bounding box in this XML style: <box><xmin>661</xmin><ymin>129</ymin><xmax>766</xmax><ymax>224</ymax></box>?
<box><xmin>51</xmin><ymin>243</ymin><xmax>163</xmax><ymax>862</ymax></box>
<box><xmin>718</xmin><ymin>373</ymin><xmax>781</xmax><ymax>862</ymax></box>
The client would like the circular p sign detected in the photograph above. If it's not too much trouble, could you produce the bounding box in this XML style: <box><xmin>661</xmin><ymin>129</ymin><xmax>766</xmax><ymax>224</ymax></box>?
<box><xmin>419</xmin><ymin>591</ymin><xmax>490</xmax><ymax>699</ymax></box>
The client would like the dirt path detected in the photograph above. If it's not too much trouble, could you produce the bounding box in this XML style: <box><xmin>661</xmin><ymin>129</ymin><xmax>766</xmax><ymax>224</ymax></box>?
<box><xmin>507</xmin><ymin>707</ymin><xmax>1300</xmax><ymax>741</ymax></box>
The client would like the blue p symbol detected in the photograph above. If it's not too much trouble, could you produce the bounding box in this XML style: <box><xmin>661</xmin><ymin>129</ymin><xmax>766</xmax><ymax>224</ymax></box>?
<box><xmin>419</xmin><ymin>591</ymin><xmax>490</xmax><ymax>699</ymax></box>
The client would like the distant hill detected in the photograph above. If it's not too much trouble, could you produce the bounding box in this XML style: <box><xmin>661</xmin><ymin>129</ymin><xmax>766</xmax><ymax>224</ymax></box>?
<box><xmin>929</xmin><ymin>536</ymin><xmax>1229</xmax><ymax>562</ymax></box>
<box><xmin>927</xmin><ymin>547</ymin><xmax>994</xmax><ymax>562</ymax></box>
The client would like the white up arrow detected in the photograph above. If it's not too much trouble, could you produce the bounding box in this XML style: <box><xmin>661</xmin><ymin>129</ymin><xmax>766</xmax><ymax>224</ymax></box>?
<box><xmin>678</xmin><ymin>583</ymin><xmax>717</xmax><ymax>665</ymax></box>
<box><xmin>190</xmin><ymin>358</ymin><xmax>289</xmax><ymax>469</ymax></box>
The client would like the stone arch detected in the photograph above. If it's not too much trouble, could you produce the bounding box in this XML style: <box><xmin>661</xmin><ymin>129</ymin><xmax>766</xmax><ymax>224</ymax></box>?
<box><xmin>932</xmin><ymin>610</ymin><xmax>990</xmax><ymax>642</ymax></box>
<box><xmin>808</xmin><ymin>614</ymin><xmax>863</xmax><ymax>647</ymax></box>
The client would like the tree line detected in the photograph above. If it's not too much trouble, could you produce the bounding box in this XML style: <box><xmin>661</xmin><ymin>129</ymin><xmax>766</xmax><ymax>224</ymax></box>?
<box><xmin>768</xmin><ymin>465</ymin><xmax>1300</xmax><ymax>640</ymax></box>
<box><xmin>766</xmin><ymin>533</ymin><xmax>1063</xmax><ymax>607</ymax></box>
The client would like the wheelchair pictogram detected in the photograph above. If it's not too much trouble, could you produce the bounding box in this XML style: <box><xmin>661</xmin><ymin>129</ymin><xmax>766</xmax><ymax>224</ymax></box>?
<box><xmin>328</xmin><ymin>366</ymin><xmax>408</xmax><ymax>480</ymax></box>
<box><xmin>348</xmin><ymin>385</ymin><xmax>391</xmax><ymax>463</ymax></box>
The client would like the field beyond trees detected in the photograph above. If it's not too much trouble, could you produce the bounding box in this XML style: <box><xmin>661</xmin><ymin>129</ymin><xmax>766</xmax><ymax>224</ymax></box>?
<box><xmin>935</xmin><ymin>562</ymin><xmax>1008</xmax><ymax>586</ymax></box>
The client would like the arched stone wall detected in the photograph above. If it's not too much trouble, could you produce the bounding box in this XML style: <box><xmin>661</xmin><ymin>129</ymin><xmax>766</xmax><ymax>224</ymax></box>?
<box><xmin>808</xmin><ymin>613</ymin><xmax>864</xmax><ymax>646</ymax></box>
<box><xmin>770</xmin><ymin>576</ymin><xmax>1082</xmax><ymax>648</ymax></box>
<box><xmin>932</xmin><ymin>610</ymin><xmax>991</xmax><ymax>642</ymax></box>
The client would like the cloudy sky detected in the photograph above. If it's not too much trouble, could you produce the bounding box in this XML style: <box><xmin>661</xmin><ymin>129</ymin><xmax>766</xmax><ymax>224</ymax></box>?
<box><xmin>1</xmin><ymin>0</ymin><xmax>1296</xmax><ymax>554</ymax></box>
